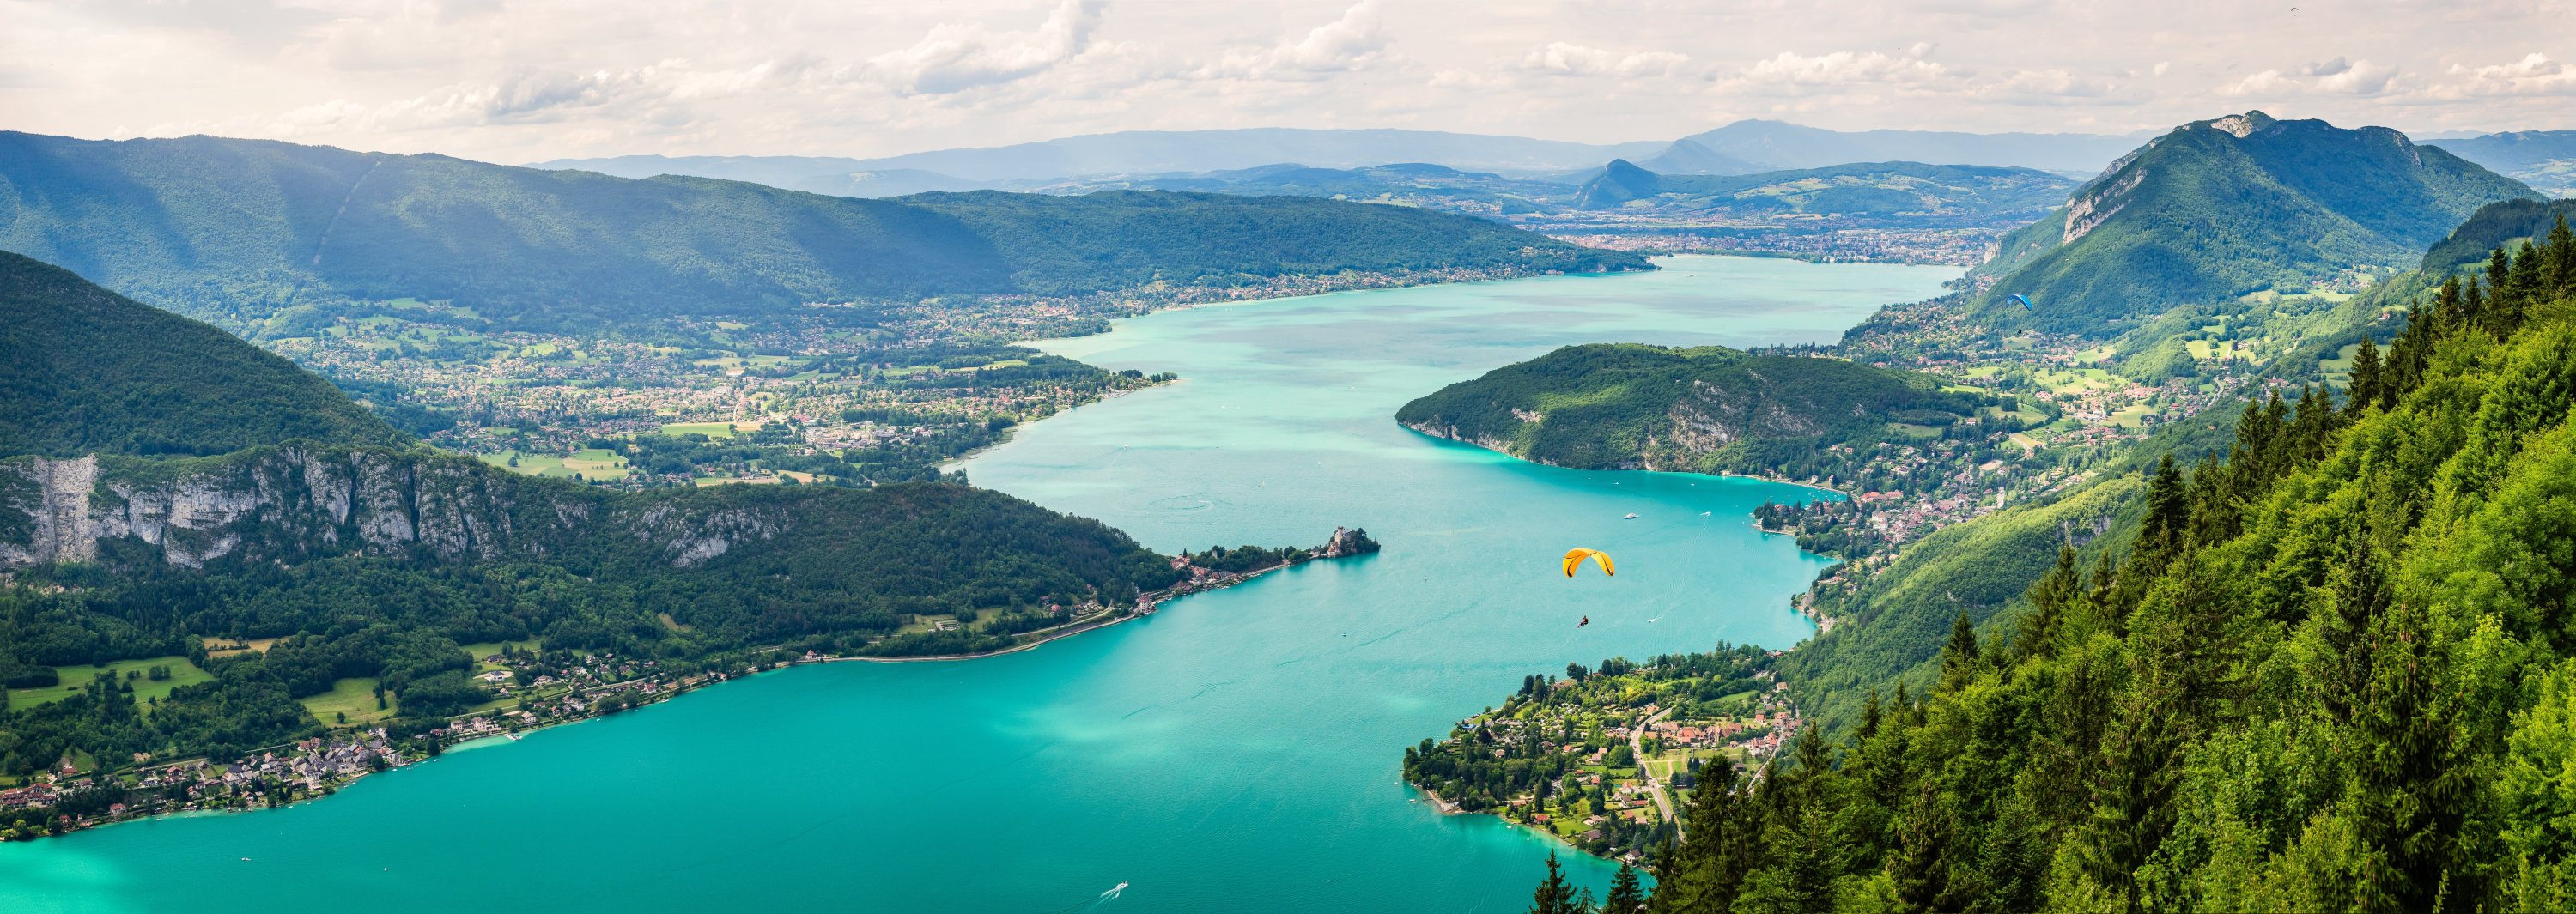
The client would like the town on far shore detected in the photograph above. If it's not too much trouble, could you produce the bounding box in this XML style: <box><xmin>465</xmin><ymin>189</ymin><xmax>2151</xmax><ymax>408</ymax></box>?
<box><xmin>1401</xmin><ymin>645</ymin><xmax>1801</xmax><ymax>862</ymax></box>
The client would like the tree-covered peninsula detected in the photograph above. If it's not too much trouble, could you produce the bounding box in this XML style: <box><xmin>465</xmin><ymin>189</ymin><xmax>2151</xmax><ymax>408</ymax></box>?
<box><xmin>1395</xmin><ymin>342</ymin><xmax>1986</xmax><ymax>483</ymax></box>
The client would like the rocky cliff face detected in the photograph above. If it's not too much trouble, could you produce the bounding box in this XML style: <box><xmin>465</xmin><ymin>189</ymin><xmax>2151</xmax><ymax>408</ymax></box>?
<box><xmin>0</xmin><ymin>445</ymin><xmax>860</xmax><ymax>574</ymax></box>
<box><xmin>0</xmin><ymin>447</ymin><xmax>600</xmax><ymax>569</ymax></box>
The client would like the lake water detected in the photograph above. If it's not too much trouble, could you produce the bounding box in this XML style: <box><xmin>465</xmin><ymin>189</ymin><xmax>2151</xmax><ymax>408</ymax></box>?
<box><xmin>0</xmin><ymin>256</ymin><xmax>1957</xmax><ymax>913</ymax></box>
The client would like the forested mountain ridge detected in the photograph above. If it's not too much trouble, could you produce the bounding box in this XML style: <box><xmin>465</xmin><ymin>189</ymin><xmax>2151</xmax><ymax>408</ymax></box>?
<box><xmin>1967</xmin><ymin>112</ymin><xmax>2538</xmax><ymax>336</ymax></box>
<box><xmin>2422</xmin><ymin>197</ymin><xmax>2576</xmax><ymax>272</ymax></box>
<box><xmin>0</xmin><ymin>251</ymin><xmax>407</xmax><ymax>459</ymax></box>
<box><xmin>1394</xmin><ymin>343</ymin><xmax>1978</xmax><ymax>479</ymax></box>
<box><xmin>0</xmin><ymin>131</ymin><xmax>1643</xmax><ymax>331</ymax></box>
<box><xmin>1536</xmin><ymin>217</ymin><xmax>2576</xmax><ymax>911</ymax></box>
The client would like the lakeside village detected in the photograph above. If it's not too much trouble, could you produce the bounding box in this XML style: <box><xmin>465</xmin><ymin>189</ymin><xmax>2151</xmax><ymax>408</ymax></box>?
<box><xmin>1741</xmin><ymin>292</ymin><xmax>2306</xmax><ymax>635</ymax></box>
<box><xmin>1402</xmin><ymin>646</ymin><xmax>1799</xmax><ymax>863</ymax></box>
<box><xmin>1546</xmin><ymin>227</ymin><xmax>2005</xmax><ymax>268</ymax></box>
<box><xmin>268</xmin><ymin>268</ymin><xmax>1573</xmax><ymax>488</ymax></box>
<box><xmin>0</xmin><ymin>529</ymin><xmax>1379</xmax><ymax>842</ymax></box>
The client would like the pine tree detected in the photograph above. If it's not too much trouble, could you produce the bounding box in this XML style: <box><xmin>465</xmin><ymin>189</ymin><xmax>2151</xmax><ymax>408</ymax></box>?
<box><xmin>2014</xmin><ymin>546</ymin><xmax>2081</xmax><ymax>663</ymax></box>
<box><xmin>1529</xmin><ymin>853</ymin><xmax>1589</xmax><ymax>914</ymax></box>
<box><xmin>2134</xmin><ymin>454</ymin><xmax>2189</xmax><ymax>578</ymax></box>
<box><xmin>2546</xmin><ymin>213</ymin><xmax>2574</xmax><ymax>298</ymax></box>
<box><xmin>1604</xmin><ymin>863</ymin><xmax>1646</xmax><ymax>913</ymax></box>
<box><xmin>1941</xmin><ymin>610</ymin><xmax>1983</xmax><ymax>690</ymax></box>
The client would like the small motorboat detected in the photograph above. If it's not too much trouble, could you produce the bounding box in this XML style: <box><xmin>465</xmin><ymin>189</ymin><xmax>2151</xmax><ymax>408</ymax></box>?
<box><xmin>1623</xmin><ymin>513</ymin><xmax>1638</xmax><ymax>519</ymax></box>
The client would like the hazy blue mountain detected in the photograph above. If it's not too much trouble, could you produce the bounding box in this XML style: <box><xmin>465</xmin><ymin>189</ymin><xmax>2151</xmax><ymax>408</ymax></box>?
<box><xmin>1024</xmin><ymin>161</ymin><xmax>1577</xmax><ymax>215</ymax></box>
<box><xmin>787</xmin><ymin>168</ymin><xmax>993</xmax><ymax>197</ymax></box>
<box><xmin>1967</xmin><ymin>112</ymin><xmax>2539</xmax><ymax>335</ymax></box>
<box><xmin>526</xmin><ymin>154</ymin><xmax>876</xmax><ymax>186</ymax></box>
<box><xmin>823</xmin><ymin>128</ymin><xmax>1671</xmax><ymax>180</ymax></box>
<box><xmin>1679</xmin><ymin>120</ymin><xmax>2139</xmax><ymax>175</ymax></box>
<box><xmin>529</xmin><ymin>156</ymin><xmax>995</xmax><ymax>198</ymax></box>
<box><xmin>0</xmin><ymin>131</ymin><xmax>1642</xmax><ymax>331</ymax></box>
<box><xmin>1571</xmin><ymin>159</ymin><xmax>2075</xmax><ymax>228</ymax></box>
<box><xmin>2430</xmin><ymin>130</ymin><xmax>2576</xmax><ymax>196</ymax></box>
<box><xmin>1632</xmin><ymin>138</ymin><xmax>1763</xmax><ymax>175</ymax></box>
<box><xmin>531</xmin><ymin>123</ymin><xmax>2147</xmax><ymax>195</ymax></box>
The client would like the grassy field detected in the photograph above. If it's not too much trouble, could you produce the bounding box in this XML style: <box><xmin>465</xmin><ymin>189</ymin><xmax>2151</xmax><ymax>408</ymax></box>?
<box><xmin>300</xmin><ymin>677</ymin><xmax>397</xmax><ymax>726</ymax></box>
<box><xmin>2319</xmin><ymin>342</ymin><xmax>2362</xmax><ymax>389</ymax></box>
<box><xmin>477</xmin><ymin>449</ymin><xmax>630</xmax><ymax>481</ymax></box>
<box><xmin>202</xmin><ymin>636</ymin><xmax>279</xmax><ymax>658</ymax></box>
<box><xmin>659</xmin><ymin>421</ymin><xmax>750</xmax><ymax>439</ymax></box>
<box><xmin>2186</xmin><ymin>339</ymin><xmax>2262</xmax><ymax>361</ymax></box>
<box><xmin>690</xmin><ymin>355</ymin><xmax>798</xmax><ymax>372</ymax></box>
<box><xmin>6</xmin><ymin>657</ymin><xmax>211</xmax><ymax>711</ymax></box>
<box><xmin>459</xmin><ymin>641</ymin><xmax>540</xmax><ymax>672</ymax></box>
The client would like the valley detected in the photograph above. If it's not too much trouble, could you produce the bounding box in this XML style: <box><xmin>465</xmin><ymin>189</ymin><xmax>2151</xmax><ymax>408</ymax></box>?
<box><xmin>3</xmin><ymin>11</ymin><xmax>2573</xmax><ymax>902</ymax></box>
<box><xmin>0</xmin><ymin>254</ymin><xmax>1953</xmax><ymax>912</ymax></box>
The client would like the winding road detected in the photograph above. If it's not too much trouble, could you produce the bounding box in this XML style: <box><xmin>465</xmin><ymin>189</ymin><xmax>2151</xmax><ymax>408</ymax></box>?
<box><xmin>1631</xmin><ymin>708</ymin><xmax>1680</xmax><ymax>838</ymax></box>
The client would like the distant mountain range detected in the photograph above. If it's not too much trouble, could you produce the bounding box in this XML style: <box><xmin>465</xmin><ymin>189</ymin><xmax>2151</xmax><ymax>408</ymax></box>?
<box><xmin>1968</xmin><ymin>111</ymin><xmax>2541</xmax><ymax>335</ymax></box>
<box><xmin>530</xmin><ymin>121</ymin><xmax>2149</xmax><ymax>197</ymax></box>
<box><xmin>1663</xmin><ymin>121</ymin><xmax>2142</xmax><ymax>175</ymax></box>
<box><xmin>2429</xmin><ymin>130</ymin><xmax>2576</xmax><ymax>196</ymax></box>
<box><xmin>0</xmin><ymin>131</ymin><xmax>1640</xmax><ymax>332</ymax></box>
<box><xmin>1571</xmin><ymin>159</ymin><xmax>2076</xmax><ymax>229</ymax></box>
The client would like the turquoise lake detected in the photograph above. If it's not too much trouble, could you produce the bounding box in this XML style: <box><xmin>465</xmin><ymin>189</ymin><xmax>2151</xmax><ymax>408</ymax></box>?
<box><xmin>0</xmin><ymin>256</ymin><xmax>1957</xmax><ymax>912</ymax></box>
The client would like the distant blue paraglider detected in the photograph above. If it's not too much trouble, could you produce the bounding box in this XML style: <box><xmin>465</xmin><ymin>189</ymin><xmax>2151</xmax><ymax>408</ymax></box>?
<box><xmin>2006</xmin><ymin>294</ymin><xmax>2034</xmax><ymax>311</ymax></box>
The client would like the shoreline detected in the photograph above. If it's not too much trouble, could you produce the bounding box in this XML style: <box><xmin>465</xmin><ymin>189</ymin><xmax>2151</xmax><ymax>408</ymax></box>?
<box><xmin>821</xmin><ymin>558</ymin><xmax>1302</xmax><ymax>663</ymax></box>
<box><xmin>1397</xmin><ymin>421</ymin><xmax>1854</xmax><ymax>502</ymax></box>
<box><xmin>0</xmin><ymin>541</ymin><xmax>1365</xmax><ymax>844</ymax></box>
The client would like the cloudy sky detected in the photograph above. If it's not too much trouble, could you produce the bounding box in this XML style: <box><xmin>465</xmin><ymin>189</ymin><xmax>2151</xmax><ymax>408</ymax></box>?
<box><xmin>3</xmin><ymin>0</ymin><xmax>2572</xmax><ymax>164</ymax></box>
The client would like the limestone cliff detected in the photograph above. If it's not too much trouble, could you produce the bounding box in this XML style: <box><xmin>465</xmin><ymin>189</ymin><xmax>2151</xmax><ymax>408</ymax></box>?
<box><xmin>0</xmin><ymin>445</ymin><xmax>818</xmax><ymax>572</ymax></box>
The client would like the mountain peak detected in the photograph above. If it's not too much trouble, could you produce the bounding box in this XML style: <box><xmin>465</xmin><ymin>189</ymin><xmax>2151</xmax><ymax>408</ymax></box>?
<box><xmin>1574</xmin><ymin>160</ymin><xmax>1664</xmax><ymax>209</ymax></box>
<box><xmin>2202</xmin><ymin>111</ymin><xmax>2279</xmax><ymax>138</ymax></box>
<box><xmin>1971</xmin><ymin>112</ymin><xmax>2538</xmax><ymax>336</ymax></box>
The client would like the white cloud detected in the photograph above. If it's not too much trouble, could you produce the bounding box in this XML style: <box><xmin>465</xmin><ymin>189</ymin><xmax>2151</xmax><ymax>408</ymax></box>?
<box><xmin>1726</xmin><ymin>44</ymin><xmax>1953</xmax><ymax>93</ymax></box>
<box><xmin>1521</xmin><ymin>42</ymin><xmax>1691</xmax><ymax>79</ymax></box>
<box><xmin>1978</xmin><ymin>69</ymin><xmax>2124</xmax><ymax>104</ymax></box>
<box><xmin>2221</xmin><ymin>57</ymin><xmax>2400</xmax><ymax>97</ymax></box>
<box><xmin>270</xmin><ymin>63</ymin><xmax>701</xmax><ymax>136</ymax></box>
<box><xmin>865</xmin><ymin>0</ymin><xmax>1106</xmax><ymax>96</ymax></box>
<box><xmin>5</xmin><ymin>0</ymin><xmax>2569</xmax><ymax>162</ymax></box>
<box><xmin>1201</xmin><ymin>2</ymin><xmax>1394</xmax><ymax>80</ymax></box>
<box><xmin>2438</xmin><ymin>52</ymin><xmax>2576</xmax><ymax>97</ymax></box>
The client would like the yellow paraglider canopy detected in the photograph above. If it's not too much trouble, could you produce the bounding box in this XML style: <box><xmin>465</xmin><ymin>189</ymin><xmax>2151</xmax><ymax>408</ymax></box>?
<box><xmin>1562</xmin><ymin>548</ymin><xmax>1615</xmax><ymax>578</ymax></box>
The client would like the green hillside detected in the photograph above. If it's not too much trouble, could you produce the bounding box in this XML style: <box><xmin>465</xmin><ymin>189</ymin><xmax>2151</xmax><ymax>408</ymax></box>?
<box><xmin>0</xmin><ymin>251</ymin><xmax>407</xmax><ymax>458</ymax></box>
<box><xmin>1573</xmin><ymin>159</ymin><xmax>2075</xmax><ymax>227</ymax></box>
<box><xmin>2421</xmin><ymin>198</ymin><xmax>2576</xmax><ymax>272</ymax></box>
<box><xmin>1970</xmin><ymin>112</ymin><xmax>2537</xmax><ymax>336</ymax></box>
<box><xmin>0</xmin><ymin>131</ymin><xmax>1643</xmax><ymax>330</ymax></box>
<box><xmin>1591</xmin><ymin>215</ymin><xmax>2576</xmax><ymax>914</ymax></box>
<box><xmin>1394</xmin><ymin>343</ymin><xmax>1978</xmax><ymax>478</ymax></box>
